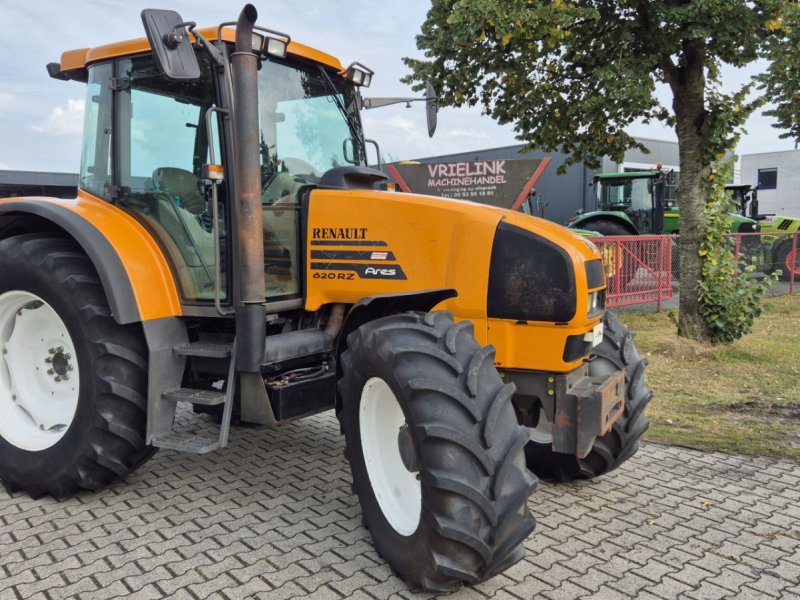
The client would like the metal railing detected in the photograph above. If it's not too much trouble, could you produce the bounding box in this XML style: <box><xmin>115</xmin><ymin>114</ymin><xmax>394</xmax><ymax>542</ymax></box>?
<box><xmin>593</xmin><ymin>232</ymin><xmax>799</xmax><ymax>311</ymax></box>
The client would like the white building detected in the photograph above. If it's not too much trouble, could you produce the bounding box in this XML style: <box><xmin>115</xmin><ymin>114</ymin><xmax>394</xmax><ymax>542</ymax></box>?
<box><xmin>740</xmin><ymin>149</ymin><xmax>800</xmax><ymax>216</ymax></box>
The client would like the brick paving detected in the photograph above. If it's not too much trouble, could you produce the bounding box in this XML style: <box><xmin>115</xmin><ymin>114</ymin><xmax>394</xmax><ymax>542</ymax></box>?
<box><xmin>2</xmin><ymin>409</ymin><xmax>800</xmax><ymax>599</ymax></box>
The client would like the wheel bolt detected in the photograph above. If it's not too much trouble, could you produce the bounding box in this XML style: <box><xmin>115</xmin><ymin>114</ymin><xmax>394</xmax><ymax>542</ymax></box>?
<box><xmin>47</xmin><ymin>369</ymin><xmax>54</xmax><ymax>375</ymax></box>
<box><xmin>54</xmin><ymin>376</ymin><xmax>61</xmax><ymax>382</ymax></box>
<box><xmin>64</xmin><ymin>353</ymin><xmax>71</xmax><ymax>360</ymax></box>
<box><xmin>67</xmin><ymin>365</ymin><xmax>73</xmax><ymax>372</ymax></box>
<box><xmin>45</xmin><ymin>357</ymin><xmax>52</xmax><ymax>363</ymax></box>
<box><xmin>56</xmin><ymin>346</ymin><xmax>64</xmax><ymax>353</ymax></box>
<box><xmin>62</xmin><ymin>374</ymin><xmax>69</xmax><ymax>381</ymax></box>
<box><xmin>49</xmin><ymin>348</ymin><xmax>56</xmax><ymax>354</ymax></box>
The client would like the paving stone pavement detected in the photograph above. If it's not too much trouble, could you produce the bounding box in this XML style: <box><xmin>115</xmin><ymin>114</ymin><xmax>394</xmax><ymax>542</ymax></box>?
<box><xmin>2</xmin><ymin>408</ymin><xmax>800</xmax><ymax>600</ymax></box>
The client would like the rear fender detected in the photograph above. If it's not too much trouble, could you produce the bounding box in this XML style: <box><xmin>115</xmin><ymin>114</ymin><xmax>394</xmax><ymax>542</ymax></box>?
<box><xmin>571</xmin><ymin>213</ymin><xmax>638</xmax><ymax>235</ymax></box>
<box><xmin>0</xmin><ymin>196</ymin><xmax>181</xmax><ymax>324</ymax></box>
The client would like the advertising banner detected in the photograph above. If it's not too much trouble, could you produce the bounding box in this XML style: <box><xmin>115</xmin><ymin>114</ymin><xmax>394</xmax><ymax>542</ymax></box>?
<box><xmin>387</xmin><ymin>157</ymin><xmax>550</xmax><ymax>210</ymax></box>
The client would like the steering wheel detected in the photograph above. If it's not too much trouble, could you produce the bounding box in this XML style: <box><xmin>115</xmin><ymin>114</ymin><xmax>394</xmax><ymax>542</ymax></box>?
<box><xmin>262</xmin><ymin>157</ymin><xmax>321</xmax><ymax>204</ymax></box>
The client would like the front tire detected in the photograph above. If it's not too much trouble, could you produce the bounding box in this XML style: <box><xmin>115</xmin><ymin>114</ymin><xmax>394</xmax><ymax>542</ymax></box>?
<box><xmin>0</xmin><ymin>234</ymin><xmax>155</xmax><ymax>498</ymax></box>
<box><xmin>338</xmin><ymin>311</ymin><xmax>536</xmax><ymax>592</ymax></box>
<box><xmin>524</xmin><ymin>310</ymin><xmax>652</xmax><ymax>482</ymax></box>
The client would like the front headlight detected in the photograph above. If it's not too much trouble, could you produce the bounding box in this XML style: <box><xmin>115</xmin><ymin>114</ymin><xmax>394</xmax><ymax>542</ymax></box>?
<box><xmin>487</xmin><ymin>222</ymin><xmax>576</xmax><ymax>322</ymax></box>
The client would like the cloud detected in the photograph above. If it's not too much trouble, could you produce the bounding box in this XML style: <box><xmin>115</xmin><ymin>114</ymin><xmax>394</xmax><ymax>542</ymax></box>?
<box><xmin>0</xmin><ymin>93</ymin><xmax>12</xmax><ymax>110</ymax></box>
<box><xmin>32</xmin><ymin>99</ymin><xmax>85</xmax><ymax>136</ymax></box>
<box><xmin>446</xmin><ymin>128</ymin><xmax>491</xmax><ymax>141</ymax></box>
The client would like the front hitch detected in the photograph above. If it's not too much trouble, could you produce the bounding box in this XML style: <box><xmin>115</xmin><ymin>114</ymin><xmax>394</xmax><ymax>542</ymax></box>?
<box><xmin>551</xmin><ymin>364</ymin><xmax>625</xmax><ymax>458</ymax></box>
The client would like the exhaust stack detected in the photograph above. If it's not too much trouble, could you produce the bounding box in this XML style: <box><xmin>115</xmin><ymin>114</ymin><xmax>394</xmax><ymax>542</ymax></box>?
<box><xmin>231</xmin><ymin>4</ymin><xmax>266</xmax><ymax>371</ymax></box>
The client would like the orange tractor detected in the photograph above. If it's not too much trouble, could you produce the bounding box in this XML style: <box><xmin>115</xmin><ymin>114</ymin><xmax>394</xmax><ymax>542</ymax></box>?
<box><xmin>0</xmin><ymin>6</ymin><xmax>650</xmax><ymax>591</ymax></box>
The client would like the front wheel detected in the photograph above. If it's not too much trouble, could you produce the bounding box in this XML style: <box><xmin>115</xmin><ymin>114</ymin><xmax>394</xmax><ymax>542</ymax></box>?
<box><xmin>524</xmin><ymin>310</ymin><xmax>653</xmax><ymax>482</ymax></box>
<box><xmin>0</xmin><ymin>234</ymin><xmax>155</xmax><ymax>499</ymax></box>
<box><xmin>338</xmin><ymin>311</ymin><xmax>536</xmax><ymax>592</ymax></box>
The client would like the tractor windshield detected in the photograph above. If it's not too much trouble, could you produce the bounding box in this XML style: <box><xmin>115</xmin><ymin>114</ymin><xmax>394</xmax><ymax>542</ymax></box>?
<box><xmin>596</xmin><ymin>177</ymin><xmax>653</xmax><ymax>213</ymax></box>
<box><xmin>257</xmin><ymin>59</ymin><xmax>365</xmax><ymax>203</ymax></box>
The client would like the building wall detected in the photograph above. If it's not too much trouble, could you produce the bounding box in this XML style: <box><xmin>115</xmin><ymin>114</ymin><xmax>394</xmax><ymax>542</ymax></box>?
<box><xmin>741</xmin><ymin>150</ymin><xmax>800</xmax><ymax>216</ymax></box>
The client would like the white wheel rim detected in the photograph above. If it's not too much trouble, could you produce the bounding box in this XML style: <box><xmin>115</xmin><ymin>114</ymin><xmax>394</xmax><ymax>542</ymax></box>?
<box><xmin>529</xmin><ymin>407</ymin><xmax>553</xmax><ymax>444</ymax></box>
<box><xmin>359</xmin><ymin>377</ymin><xmax>421</xmax><ymax>536</ymax></box>
<box><xmin>0</xmin><ymin>291</ymin><xmax>80</xmax><ymax>451</ymax></box>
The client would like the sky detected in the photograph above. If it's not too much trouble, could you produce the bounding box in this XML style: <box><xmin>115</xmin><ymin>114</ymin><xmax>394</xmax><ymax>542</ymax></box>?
<box><xmin>0</xmin><ymin>0</ymin><xmax>796</xmax><ymax>174</ymax></box>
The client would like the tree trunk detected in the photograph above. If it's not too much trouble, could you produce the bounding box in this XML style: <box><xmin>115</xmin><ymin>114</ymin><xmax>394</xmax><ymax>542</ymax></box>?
<box><xmin>668</xmin><ymin>41</ymin><xmax>713</xmax><ymax>341</ymax></box>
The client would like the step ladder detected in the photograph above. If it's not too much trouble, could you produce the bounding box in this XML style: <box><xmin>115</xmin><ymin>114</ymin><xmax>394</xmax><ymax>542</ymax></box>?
<box><xmin>151</xmin><ymin>340</ymin><xmax>237</xmax><ymax>454</ymax></box>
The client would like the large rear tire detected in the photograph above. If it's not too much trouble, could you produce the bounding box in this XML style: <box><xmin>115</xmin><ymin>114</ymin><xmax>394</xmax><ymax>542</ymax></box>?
<box><xmin>773</xmin><ymin>238</ymin><xmax>800</xmax><ymax>282</ymax></box>
<box><xmin>524</xmin><ymin>310</ymin><xmax>652</xmax><ymax>482</ymax></box>
<box><xmin>338</xmin><ymin>311</ymin><xmax>536</xmax><ymax>592</ymax></box>
<box><xmin>0</xmin><ymin>234</ymin><xmax>155</xmax><ymax>499</ymax></box>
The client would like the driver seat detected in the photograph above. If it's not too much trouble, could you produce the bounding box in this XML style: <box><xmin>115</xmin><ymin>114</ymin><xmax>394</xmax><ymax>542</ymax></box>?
<box><xmin>153</xmin><ymin>167</ymin><xmax>205</xmax><ymax>214</ymax></box>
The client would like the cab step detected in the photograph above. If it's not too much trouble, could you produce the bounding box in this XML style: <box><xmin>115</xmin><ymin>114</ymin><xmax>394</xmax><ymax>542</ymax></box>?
<box><xmin>162</xmin><ymin>387</ymin><xmax>225</xmax><ymax>406</ymax></box>
<box><xmin>174</xmin><ymin>341</ymin><xmax>232</xmax><ymax>358</ymax></box>
<box><xmin>151</xmin><ymin>432</ymin><xmax>219</xmax><ymax>454</ymax></box>
<box><xmin>150</xmin><ymin>339</ymin><xmax>237</xmax><ymax>454</ymax></box>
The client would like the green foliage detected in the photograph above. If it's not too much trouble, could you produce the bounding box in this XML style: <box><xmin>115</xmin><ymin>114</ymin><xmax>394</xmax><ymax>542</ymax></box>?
<box><xmin>403</xmin><ymin>1</ymin><xmax>792</xmax><ymax>173</ymax></box>
<box><xmin>758</xmin><ymin>2</ymin><xmax>800</xmax><ymax>141</ymax></box>
<box><xmin>696</xmin><ymin>162</ymin><xmax>778</xmax><ymax>344</ymax></box>
<box><xmin>404</xmin><ymin>0</ymin><xmax>798</xmax><ymax>343</ymax></box>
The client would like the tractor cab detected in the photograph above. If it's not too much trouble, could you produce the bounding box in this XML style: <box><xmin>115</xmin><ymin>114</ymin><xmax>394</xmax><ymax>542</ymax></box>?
<box><xmin>567</xmin><ymin>170</ymin><xmax>669</xmax><ymax>236</ymax></box>
<box><xmin>593</xmin><ymin>171</ymin><xmax>668</xmax><ymax>234</ymax></box>
<box><xmin>727</xmin><ymin>184</ymin><xmax>761</xmax><ymax>220</ymax></box>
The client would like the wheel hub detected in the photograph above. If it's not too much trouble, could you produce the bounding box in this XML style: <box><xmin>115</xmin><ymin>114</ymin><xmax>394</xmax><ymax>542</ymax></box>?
<box><xmin>397</xmin><ymin>425</ymin><xmax>420</xmax><ymax>473</ymax></box>
<box><xmin>46</xmin><ymin>347</ymin><xmax>73</xmax><ymax>381</ymax></box>
<box><xmin>786</xmin><ymin>247</ymin><xmax>799</xmax><ymax>275</ymax></box>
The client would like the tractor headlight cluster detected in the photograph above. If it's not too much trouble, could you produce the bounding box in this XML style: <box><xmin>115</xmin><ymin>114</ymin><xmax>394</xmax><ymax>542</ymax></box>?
<box><xmin>487</xmin><ymin>222</ymin><xmax>576</xmax><ymax>323</ymax></box>
<box><xmin>345</xmin><ymin>62</ymin><xmax>374</xmax><ymax>87</ymax></box>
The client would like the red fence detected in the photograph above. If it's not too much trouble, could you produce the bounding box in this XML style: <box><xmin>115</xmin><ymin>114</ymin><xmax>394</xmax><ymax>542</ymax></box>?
<box><xmin>593</xmin><ymin>232</ymin><xmax>799</xmax><ymax>310</ymax></box>
<box><xmin>593</xmin><ymin>235</ymin><xmax>673</xmax><ymax>310</ymax></box>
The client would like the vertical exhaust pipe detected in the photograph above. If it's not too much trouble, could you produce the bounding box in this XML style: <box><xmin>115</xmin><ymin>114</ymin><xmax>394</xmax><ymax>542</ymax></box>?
<box><xmin>231</xmin><ymin>4</ymin><xmax>266</xmax><ymax>372</ymax></box>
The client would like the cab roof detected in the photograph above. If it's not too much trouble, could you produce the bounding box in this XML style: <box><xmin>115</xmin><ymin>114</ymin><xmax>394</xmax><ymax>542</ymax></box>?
<box><xmin>56</xmin><ymin>25</ymin><xmax>343</xmax><ymax>79</ymax></box>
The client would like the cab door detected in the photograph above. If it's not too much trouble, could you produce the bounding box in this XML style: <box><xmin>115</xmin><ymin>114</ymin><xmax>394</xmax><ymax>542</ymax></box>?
<box><xmin>115</xmin><ymin>52</ymin><xmax>228</xmax><ymax>305</ymax></box>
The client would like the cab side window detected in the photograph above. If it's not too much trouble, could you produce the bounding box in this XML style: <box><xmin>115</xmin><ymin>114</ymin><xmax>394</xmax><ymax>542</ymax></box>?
<box><xmin>117</xmin><ymin>54</ymin><xmax>224</xmax><ymax>302</ymax></box>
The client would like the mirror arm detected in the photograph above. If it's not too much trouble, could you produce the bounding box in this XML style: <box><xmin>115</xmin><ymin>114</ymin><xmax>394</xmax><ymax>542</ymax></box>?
<box><xmin>360</xmin><ymin>96</ymin><xmax>426</xmax><ymax>110</ymax></box>
<box><xmin>188</xmin><ymin>25</ymin><xmax>226</xmax><ymax>68</ymax></box>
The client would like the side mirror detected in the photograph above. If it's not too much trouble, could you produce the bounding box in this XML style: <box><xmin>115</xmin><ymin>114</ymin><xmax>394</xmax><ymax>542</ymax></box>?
<box><xmin>425</xmin><ymin>82</ymin><xmax>438</xmax><ymax>138</ymax></box>
<box><xmin>141</xmin><ymin>9</ymin><xmax>201</xmax><ymax>80</ymax></box>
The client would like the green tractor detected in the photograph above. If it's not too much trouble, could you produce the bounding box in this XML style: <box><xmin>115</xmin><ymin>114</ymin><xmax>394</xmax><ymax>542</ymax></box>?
<box><xmin>568</xmin><ymin>170</ymin><xmax>759</xmax><ymax>236</ymax></box>
<box><xmin>728</xmin><ymin>184</ymin><xmax>800</xmax><ymax>282</ymax></box>
<box><xmin>567</xmin><ymin>170</ymin><xmax>760</xmax><ymax>285</ymax></box>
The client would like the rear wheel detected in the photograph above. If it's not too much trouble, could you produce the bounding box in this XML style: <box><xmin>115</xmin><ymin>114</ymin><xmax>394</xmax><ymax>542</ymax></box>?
<box><xmin>773</xmin><ymin>238</ymin><xmax>800</xmax><ymax>282</ymax></box>
<box><xmin>338</xmin><ymin>311</ymin><xmax>536</xmax><ymax>592</ymax></box>
<box><xmin>0</xmin><ymin>234</ymin><xmax>154</xmax><ymax>498</ymax></box>
<box><xmin>524</xmin><ymin>311</ymin><xmax>652</xmax><ymax>482</ymax></box>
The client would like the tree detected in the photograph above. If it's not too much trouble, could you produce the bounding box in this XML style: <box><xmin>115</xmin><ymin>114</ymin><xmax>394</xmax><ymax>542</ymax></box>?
<box><xmin>404</xmin><ymin>0</ymin><xmax>800</xmax><ymax>341</ymax></box>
